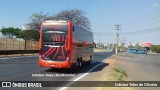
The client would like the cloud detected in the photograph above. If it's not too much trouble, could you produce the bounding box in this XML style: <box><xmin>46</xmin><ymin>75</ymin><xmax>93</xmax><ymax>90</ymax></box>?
<box><xmin>153</xmin><ymin>3</ymin><xmax>158</xmax><ymax>7</ymax></box>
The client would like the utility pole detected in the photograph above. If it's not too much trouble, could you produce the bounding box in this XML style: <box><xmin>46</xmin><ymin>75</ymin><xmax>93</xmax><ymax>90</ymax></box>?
<box><xmin>115</xmin><ymin>25</ymin><xmax>121</xmax><ymax>55</ymax></box>
<box><xmin>122</xmin><ymin>38</ymin><xmax>126</xmax><ymax>52</ymax></box>
<box><xmin>67</xmin><ymin>3</ymin><xmax>69</xmax><ymax>10</ymax></box>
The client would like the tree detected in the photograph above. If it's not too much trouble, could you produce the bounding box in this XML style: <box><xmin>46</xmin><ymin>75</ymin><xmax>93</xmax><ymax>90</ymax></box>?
<box><xmin>19</xmin><ymin>30</ymin><xmax>39</xmax><ymax>41</ymax></box>
<box><xmin>53</xmin><ymin>9</ymin><xmax>91</xmax><ymax>30</ymax></box>
<box><xmin>0</xmin><ymin>27</ymin><xmax>21</xmax><ymax>38</ymax></box>
<box><xmin>27</xmin><ymin>9</ymin><xmax>91</xmax><ymax>31</ymax></box>
<box><xmin>27</xmin><ymin>12</ymin><xmax>48</xmax><ymax>31</ymax></box>
<box><xmin>151</xmin><ymin>45</ymin><xmax>160</xmax><ymax>53</ymax></box>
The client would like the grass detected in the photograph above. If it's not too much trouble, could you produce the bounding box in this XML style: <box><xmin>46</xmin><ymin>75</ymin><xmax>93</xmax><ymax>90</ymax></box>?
<box><xmin>113</xmin><ymin>67</ymin><xmax>128</xmax><ymax>81</ymax></box>
<box><xmin>101</xmin><ymin>66</ymin><xmax>128</xmax><ymax>81</ymax></box>
<box><xmin>147</xmin><ymin>51</ymin><xmax>158</xmax><ymax>54</ymax></box>
<box><xmin>95</xmin><ymin>61</ymin><xmax>134</xmax><ymax>90</ymax></box>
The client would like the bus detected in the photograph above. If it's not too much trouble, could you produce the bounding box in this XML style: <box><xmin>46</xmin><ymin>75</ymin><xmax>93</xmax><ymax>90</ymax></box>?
<box><xmin>39</xmin><ymin>20</ymin><xmax>94</xmax><ymax>69</ymax></box>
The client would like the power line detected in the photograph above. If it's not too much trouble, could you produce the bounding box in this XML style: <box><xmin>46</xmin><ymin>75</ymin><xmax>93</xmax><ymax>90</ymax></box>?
<box><xmin>93</xmin><ymin>27</ymin><xmax>160</xmax><ymax>36</ymax></box>
<box><xmin>122</xmin><ymin>9</ymin><xmax>160</xmax><ymax>27</ymax></box>
<box><xmin>121</xmin><ymin>27</ymin><xmax>160</xmax><ymax>34</ymax></box>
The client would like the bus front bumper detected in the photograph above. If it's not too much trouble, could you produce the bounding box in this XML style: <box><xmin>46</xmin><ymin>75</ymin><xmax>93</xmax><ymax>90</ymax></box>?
<box><xmin>39</xmin><ymin>59</ymin><xmax>71</xmax><ymax>68</ymax></box>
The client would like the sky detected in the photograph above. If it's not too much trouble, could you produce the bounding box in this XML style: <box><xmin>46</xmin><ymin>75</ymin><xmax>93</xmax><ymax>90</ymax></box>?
<box><xmin>0</xmin><ymin>0</ymin><xmax>160</xmax><ymax>45</ymax></box>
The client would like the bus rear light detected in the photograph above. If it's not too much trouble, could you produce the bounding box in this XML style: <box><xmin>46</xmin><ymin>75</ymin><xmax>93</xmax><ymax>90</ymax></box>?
<box><xmin>65</xmin><ymin>50</ymin><xmax>70</xmax><ymax>61</ymax></box>
<box><xmin>66</xmin><ymin>57</ymin><xmax>70</xmax><ymax>60</ymax></box>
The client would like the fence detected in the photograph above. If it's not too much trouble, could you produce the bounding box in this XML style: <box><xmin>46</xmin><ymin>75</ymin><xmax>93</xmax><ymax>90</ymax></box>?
<box><xmin>0</xmin><ymin>38</ymin><xmax>39</xmax><ymax>50</ymax></box>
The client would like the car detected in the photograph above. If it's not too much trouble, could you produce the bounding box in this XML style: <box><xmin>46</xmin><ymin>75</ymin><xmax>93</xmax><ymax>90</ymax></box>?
<box><xmin>136</xmin><ymin>50</ymin><xmax>147</xmax><ymax>54</ymax></box>
<box><xmin>127</xmin><ymin>49</ymin><xmax>137</xmax><ymax>54</ymax></box>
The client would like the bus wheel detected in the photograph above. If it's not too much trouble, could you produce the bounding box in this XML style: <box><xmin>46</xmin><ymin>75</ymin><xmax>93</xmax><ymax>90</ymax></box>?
<box><xmin>79</xmin><ymin>58</ymin><xmax>82</xmax><ymax>67</ymax></box>
<box><xmin>76</xmin><ymin>58</ymin><xmax>82</xmax><ymax>68</ymax></box>
<box><xmin>88</xmin><ymin>55</ymin><xmax>93</xmax><ymax>64</ymax></box>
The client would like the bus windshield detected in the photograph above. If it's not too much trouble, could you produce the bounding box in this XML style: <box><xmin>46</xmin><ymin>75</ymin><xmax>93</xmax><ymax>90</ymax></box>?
<box><xmin>42</xmin><ymin>24</ymin><xmax>68</xmax><ymax>42</ymax></box>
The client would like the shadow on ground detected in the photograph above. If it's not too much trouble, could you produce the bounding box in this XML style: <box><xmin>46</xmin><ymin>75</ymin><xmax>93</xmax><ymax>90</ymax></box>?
<box><xmin>45</xmin><ymin>62</ymin><xmax>109</xmax><ymax>74</ymax></box>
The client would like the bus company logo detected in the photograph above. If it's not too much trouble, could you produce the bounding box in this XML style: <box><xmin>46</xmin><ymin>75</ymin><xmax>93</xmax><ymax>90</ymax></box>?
<box><xmin>2</xmin><ymin>82</ymin><xmax>11</xmax><ymax>87</ymax></box>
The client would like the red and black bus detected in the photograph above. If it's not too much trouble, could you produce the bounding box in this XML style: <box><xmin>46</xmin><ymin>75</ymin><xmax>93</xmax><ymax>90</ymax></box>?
<box><xmin>39</xmin><ymin>20</ymin><xmax>94</xmax><ymax>69</ymax></box>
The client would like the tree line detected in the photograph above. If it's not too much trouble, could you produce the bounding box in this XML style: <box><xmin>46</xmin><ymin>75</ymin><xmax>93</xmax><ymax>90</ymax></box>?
<box><xmin>0</xmin><ymin>9</ymin><xmax>91</xmax><ymax>41</ymax></box>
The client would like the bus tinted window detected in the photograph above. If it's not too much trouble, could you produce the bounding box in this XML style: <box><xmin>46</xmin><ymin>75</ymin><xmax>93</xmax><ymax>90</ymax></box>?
<box><xmin>42</xmin><ymin>25</ymin><xmax>68</xmax><ymax>42</ymax></box>
<box><xmin>42</xmin><ymin>24</ymin><xmax>68</xmax><ymax>31</ymax></box>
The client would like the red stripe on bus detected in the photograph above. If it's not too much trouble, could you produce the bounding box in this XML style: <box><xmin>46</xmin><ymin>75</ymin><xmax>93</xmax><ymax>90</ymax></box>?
<box><xmin>53</xmin><ymin>47</ymin><xmax>60</xmax><ymax>59</ymax></box>
<box><xmin>43</xmin><ymin>33</ymin><xmax>57</xmax><ymax>56</ymax></box>
<box><xmin>44</xmin><ymin>48</ymin><xmax>53</xmax><ymax>56</ymax></box>
<box><xmin>43</xmin><ymin>34</ymin><xmax>54</xmax><ymax>56</ymax></box>
<box><xmin>62</xmin><ymin>47</ymin><xmax>65</xmax><ymax>58</ymax></box>
<box><xmin>54</xmin><ymin>34</ymin><xmax>57</xmax><ymax>41</ymax></box>
<box><xmin>65</xmin><ymin>35</ymin><xmax>68</xmax><ymax>51</ymax></box>
<box><xmin>45</xmin><ymin>48</ymin><xmax>56</xmax><ymax>58</ymax></box>
<box><xmin>52</xmin><ymin>34</ymin><xmax>55</xmax><ymax>41</ymax></box>
<box><xmin>44</xmin><ymin>33</ymin><xmax>56</xmax><ymax>58</ymax></box>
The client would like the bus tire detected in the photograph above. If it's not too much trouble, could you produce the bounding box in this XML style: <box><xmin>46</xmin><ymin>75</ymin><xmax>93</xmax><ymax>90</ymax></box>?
<box><xmin>76</xmin><ymin>58</ymin><xmax>82</xmax><ymax>68</ymax></box>
<box><xmin>88</xmin><ymin>55</ymin><xmax>93</xmax><ymax>64</ymax></box>
<box><xmin>79</xmin><ymin>57</ymin><xmax>82</xmax><ymax>68</ymax></box>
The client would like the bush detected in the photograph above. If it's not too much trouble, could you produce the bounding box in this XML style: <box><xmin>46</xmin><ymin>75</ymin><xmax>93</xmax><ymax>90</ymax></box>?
<box><xmin>151</xmin><ymin>45</ymin><xmax>160</xmax><ymax>53</ymax></box>
<box><xmin>19</xmin><ymin>30</ymin><xmax>39</xmax><ymax>41</ymax></box>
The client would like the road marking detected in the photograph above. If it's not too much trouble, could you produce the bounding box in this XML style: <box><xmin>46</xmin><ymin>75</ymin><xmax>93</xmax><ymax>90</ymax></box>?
<box><xmin>59</xmin><ymin>54</ymin><xmax>115</xmax><ymax>90</ymax></box>
<box><xmin>0</xmin><ymin>57</ymin><xmax>10</xmax><ymax>60</ymax></box>
<box><xmin>0</xmin><ymin>56</ymin><xmax>38</xmax><ymax>60</ymax></box>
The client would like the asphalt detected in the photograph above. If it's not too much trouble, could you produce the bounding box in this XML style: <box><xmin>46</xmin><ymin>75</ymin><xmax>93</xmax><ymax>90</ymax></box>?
<box><xmin>0</xmin><ymin>52</ymin><xmax>115</xmax><ymax>90</ymax></box>
<box><xmin>117</xmin><ymin>53</ymin><xmax>160</xmax><ymax>81</ymax></box>
<box><xmin>65</xmin><ymin>53</ymin><xmax>160</xmax><ymax>90</ymax></box>
<box><xmin>115</xmin><ymin>53</ymin><xmax>160</xmax><ymax>90</ymax></box>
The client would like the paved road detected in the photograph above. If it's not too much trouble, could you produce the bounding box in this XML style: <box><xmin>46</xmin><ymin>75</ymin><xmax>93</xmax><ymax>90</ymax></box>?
<box><xmin>115</xmin><ymin>53</ymin><xmax>160</xmax><ymax>90</ymax></box>
<box><xmin>117</xmin><ymin>53</ymin><xmax>160</xmax><ymax>81</ymax></box>
<box><xmin>64</xmin><ymin>53</ymin><xmax>160</xmax><ymax>90</ymax></box>
<box><xmin>0</xmin><ymin>52</ymin><xmax>115</xmax><ymax>90</ymax></box>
